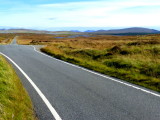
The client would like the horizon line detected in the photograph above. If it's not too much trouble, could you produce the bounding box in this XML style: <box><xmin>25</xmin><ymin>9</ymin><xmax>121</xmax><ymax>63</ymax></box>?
<box><xmin>0</xmin><ymin>26</ymin><xmax>160</xmax><ymax>32</ymax></box>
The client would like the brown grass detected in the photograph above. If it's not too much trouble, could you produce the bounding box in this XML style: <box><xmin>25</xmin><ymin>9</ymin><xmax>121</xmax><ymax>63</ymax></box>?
<box><xmin>0</xmin><ymin>34</ymin><xmax>15</xmax><ymax>44</ymax></box>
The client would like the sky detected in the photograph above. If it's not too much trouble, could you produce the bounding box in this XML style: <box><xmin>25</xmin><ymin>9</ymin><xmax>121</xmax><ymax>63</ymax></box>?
<box><xmin>0</xmin><ymin>0</ymin><xmax>160</xmax><ymax>31</ymax></box>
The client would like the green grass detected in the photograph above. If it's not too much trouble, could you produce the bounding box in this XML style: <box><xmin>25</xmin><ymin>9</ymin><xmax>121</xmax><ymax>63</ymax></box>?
<box><xmin>0</xmin><ymin>56</ymin><xmax>37</xmax><ymax>120</ymax></box>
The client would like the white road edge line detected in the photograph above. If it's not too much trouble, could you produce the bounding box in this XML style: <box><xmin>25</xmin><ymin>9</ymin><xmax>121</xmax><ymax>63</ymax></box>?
<box><xmin>32</xmin><ymin>46</ymin><xmax>160</xmax><ymax>98</ymax></box>
<box><xmin>0</xmin><ymin>52</ymin><xmax>62</xmax><ymax>120</ymax></box>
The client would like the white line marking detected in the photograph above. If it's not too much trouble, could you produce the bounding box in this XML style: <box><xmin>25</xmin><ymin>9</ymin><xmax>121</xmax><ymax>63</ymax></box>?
<box><xmin>32</xmin><ymin>46</ymin><xmax>160</xmax><ymax>98</ymax></box>
<box><xmin>0</xmin><ymin>52</ymin><xmax>62</xmax><ymax>120</ymax></box>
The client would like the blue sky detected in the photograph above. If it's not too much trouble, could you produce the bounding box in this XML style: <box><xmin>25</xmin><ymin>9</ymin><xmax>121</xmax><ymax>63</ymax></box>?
<box><xmin>0</xmin><ymin>0</ymin><xmax>160</xmax><ymax>30</ymax></box>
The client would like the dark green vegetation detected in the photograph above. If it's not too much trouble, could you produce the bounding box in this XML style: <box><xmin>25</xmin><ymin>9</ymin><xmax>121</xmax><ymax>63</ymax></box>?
<box><xmin>18</xmin><ymin>34</ymin><xmax>160</xmax><ymax>92</ymax></box>
<box><xmin>0</xmin><ymin>56</ymin><xmax>37</xmax><ymax>120</ymax></box>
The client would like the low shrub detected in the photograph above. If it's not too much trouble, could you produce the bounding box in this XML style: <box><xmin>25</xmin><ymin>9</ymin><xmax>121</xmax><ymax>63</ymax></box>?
<box><xmin>104</xmin><ymin>58</ymin><xmax>133</xmax><ymax>69</ymax></box>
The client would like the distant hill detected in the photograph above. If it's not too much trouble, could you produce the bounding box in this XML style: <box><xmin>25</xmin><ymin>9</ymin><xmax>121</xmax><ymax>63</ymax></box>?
<box><xmin>0</xmin><ymin>29</ymin><xmax>49</xmax><ymax>34</ymax></box>
<box><xmin>0</xmin><ymin>27</ymin><xmax>159</xmax><ymax>35</ymax></box>
<box><xmin>87</xmin><ymin>27</ymin><xmax>160</xmax><ymax>35</ymax></box>
<box><xmin>85</xmin><ymin>30</ymin><xmax>95</xmax><ymax>32</ymax></box>
<box><xmin>70</xmin><ymin>30</ymin><xmax>81</xmax><ymax>32</ymax></box>
<box><xmin>0</xmin><ymin>29</ymin><xmax>82</xmax><ymax>34</ymax></box>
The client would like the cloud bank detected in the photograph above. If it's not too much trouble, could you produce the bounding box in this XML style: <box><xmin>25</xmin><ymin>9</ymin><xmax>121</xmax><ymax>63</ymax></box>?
<box><xmin>0</xmin><ymin>0</ymin><xmax>160</xmax><ymax>29</ymax></box>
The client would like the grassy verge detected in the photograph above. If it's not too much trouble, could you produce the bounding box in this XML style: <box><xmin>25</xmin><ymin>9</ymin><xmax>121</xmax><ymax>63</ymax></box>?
<box><xmin>0</xmin><ymin>34</ymin><xmax>15</xmax><ymax>44</ymax></box>
<box><xmin>0</xmin><ymin>56</ymin><xmax>37</xmax><ymax>120</ymax></box>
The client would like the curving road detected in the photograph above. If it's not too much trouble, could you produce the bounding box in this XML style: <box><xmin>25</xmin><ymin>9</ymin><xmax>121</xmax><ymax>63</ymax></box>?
<box><xmin>0</xmin><ymin>38</ymin><xmax>160</xmax><ymax>120</ymax></box>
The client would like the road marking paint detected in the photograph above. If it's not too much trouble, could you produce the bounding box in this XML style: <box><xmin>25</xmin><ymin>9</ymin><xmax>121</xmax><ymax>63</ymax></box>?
<box><xmin>33</xmin><ymin>46</ymin><xmax>160</xmax><ymax>98</ymax></box>
<box><xmin>0</xmin><ymin>52</ymin><xmax>62</xmax><ymax>120</ymax></box>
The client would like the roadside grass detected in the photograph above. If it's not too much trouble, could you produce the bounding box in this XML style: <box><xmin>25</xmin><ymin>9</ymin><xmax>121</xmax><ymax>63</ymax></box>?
<box><xmin>17</xmin><ymin>34</ymin><xmax>160</xmax><ymax>92</ymax></box>
<box><xmin>0</xmin><ymin>34</ymin><xmax>15</xmax><ymax>44</ymax></box>
<box><xmin>16</xmin><ymin>33</ymin><xmax>67</xmax><ymax>45</ymax></box>
<box><xmin>0</xmin><ymin>55</ymin><xmax>37</xmax><ymax>120</ymax></box>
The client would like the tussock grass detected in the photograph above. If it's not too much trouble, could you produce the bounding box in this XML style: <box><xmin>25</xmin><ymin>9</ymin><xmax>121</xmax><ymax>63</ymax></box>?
<box><xmin>0</xmin><ymin>56</ymin><xmax>37</xmax><ymax>120</ymax></box>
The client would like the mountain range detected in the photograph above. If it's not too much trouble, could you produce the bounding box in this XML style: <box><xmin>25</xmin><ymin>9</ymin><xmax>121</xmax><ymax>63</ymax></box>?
<box><xmin>86</xmin><ymin>27</ymin><xmax>160</xmax><ymax>35</ymax></box>
<box><xmin>0</xmin><ymin>27</ymin><xmax>160</xmax><ymax>35</ymax></box>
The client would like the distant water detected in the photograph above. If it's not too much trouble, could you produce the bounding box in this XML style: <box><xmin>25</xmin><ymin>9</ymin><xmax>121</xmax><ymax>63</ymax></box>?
<box><xmin>55</xmin><ymin>35</ymin><xmax>90</xmax><ymax>39</ymax></box>
<box><xmin>55</xmin><ymin>37</ymin><xmax>65</xmax><ymax>38</ymax></box>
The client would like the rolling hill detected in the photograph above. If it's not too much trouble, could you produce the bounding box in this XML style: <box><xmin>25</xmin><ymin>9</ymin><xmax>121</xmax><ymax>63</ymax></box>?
<box><xmin>0</xmin><ymin>27</ymin><xmax>160</xmax><ymax>35</ymax></box>
<box><xmin>88</xmin><ymin>27</ymin><xmax>160</xmax><ymax>35</ymax></box>
<box><xmin>0</xmin><ymin>29</ymin><xmax>83</xmax><ymax>34</ymax></box>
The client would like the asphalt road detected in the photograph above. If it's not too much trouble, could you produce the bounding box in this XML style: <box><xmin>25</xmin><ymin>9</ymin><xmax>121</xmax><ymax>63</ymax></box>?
<box><xmin>10</xmin><ymin>36</ymin><xmax>17</xmax><ymax>45</ymax></box>
<box><xmin>0</xmin><ymin>38</ymin><xmax>160</xmax><ymax>120</ymax></box>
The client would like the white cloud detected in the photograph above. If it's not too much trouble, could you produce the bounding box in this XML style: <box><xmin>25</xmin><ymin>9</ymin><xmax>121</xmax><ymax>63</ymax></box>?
<box><xmin>1</xmin><ymin>0</ymin><xmax>160</xmax><ymax>29</ymax></box>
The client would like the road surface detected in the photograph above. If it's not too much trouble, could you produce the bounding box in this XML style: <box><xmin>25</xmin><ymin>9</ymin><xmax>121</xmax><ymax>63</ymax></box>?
<box><xmin>0</xmin><ymin>38</ymin><xmax>160</xmax><ymax>120</ymax></box>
